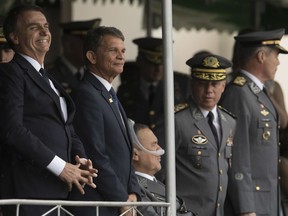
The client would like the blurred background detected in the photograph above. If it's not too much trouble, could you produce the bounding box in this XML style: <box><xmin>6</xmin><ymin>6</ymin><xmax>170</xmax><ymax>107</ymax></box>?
<box><xmin>1</xmin><ymin>0</ymin><xmax>288</xmax><ymax>107</ymax></box>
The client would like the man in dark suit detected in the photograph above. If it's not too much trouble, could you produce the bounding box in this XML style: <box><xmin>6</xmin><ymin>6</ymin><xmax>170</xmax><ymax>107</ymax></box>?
<box><xmin>69</xmin><ymin>26</ymin><xmax>141</xmax><ymax>215</ymax></box>
<box><xmin>130</xmin><ymin>121</ymin><xmax>195</xmax><ymax>216</ymax></box>
<box><xmin>48</xmin><ymin>18</ymin><xmax>101</xmax><ymax>94</ymax></box>
<box><xmin>0</xmin><ymin>5</ymin><xmax>97</xmax><ymax>216</ymax></box>
<box><xmin>220</xmin><ymin>29</ymin><xmax>288</xmax><ymax>216</ymax></box>
<box><xmin>173</xmin><ymin>53</ymin><xmax>236</xmax><ymax>216</ymax></box>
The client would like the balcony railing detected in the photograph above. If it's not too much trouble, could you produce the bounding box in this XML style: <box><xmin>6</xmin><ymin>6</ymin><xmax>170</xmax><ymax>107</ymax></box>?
<box><xmin>0</xmin><ymin>199</ymin><xmax>171</xmax><ymax>216</ymax></box>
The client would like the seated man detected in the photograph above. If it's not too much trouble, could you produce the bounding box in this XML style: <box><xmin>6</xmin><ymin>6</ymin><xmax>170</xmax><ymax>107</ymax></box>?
<box><xmin>128</xmin><ymin>119</ymin><xmax>196</xmax><ymax>216</ymax></box>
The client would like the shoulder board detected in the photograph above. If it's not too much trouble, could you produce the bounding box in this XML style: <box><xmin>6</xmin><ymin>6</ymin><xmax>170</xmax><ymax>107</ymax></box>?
<box><xmin>218</xmin><ymin>105</ymin><xmax>237</xmax><ymax>119</ymax></box>
<box><xmin>233</xmin><ymin>76</ymin><xmax>247</xmax><ymax>86</ymax></box>
<box><xmin>174</xmin><ymin>103</ymin><xmax>189</xmax><ymax>113</ymax></box>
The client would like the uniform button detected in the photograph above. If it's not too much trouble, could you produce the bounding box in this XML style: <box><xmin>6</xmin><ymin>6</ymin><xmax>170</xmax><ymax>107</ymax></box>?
<box><xmin>279</xmin><ymin>142</ymin><xmax>281</xmax><ymax>146</ymax></box>
<box><xmin>198</xmin><ymin>151</ymin><xmax>202</xmax><ymax>155</ymax></box>
<box><xmin>219</xmin><ymin>169</ymin><xmax>223</xmax><ymax>175</ymax></box>
<box><xmin>149</xmin><ymin>110</ymin><xmax>155</xmax><ymax>116</ymax></box>
<box><xmin>217</xmin><ymin>203</ymin><xmax>220</xmax><ymax>208</ymax></box>
<box><xmin>218</xmin><ymin>153</ymin><xmax>221</xmax><ymax>157</ymax></box>
<box><xmin>265</xmin><ymin>123</ymin><xmax>269</xmax><ymax>127</ymax></box>
<box><xmin>279</xmin><ymin>159</ymin><xmax>282</xmax><ymax>163</ymax></box>
<box><xmin>219</xmin><ymin>186</ymin><xmax>223</xmax><ymax>191</ymax></box>
<box><xmin>256</xmin><ymin>186</ymin><xmax>260</xmax><ymax>191</ymax></box>
<box><xmin>279</xmin><ymin>176</ymin><xmax>281</xmax><ymax>180</ymax></box>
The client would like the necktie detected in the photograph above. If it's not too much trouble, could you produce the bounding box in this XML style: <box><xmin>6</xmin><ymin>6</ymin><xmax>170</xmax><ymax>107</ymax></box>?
<box><xmin>207</xmin><ymin>112</ymin><xmax>219</xmax><ymax>146</ymax></box>
<box><xmin>109</xmin><ymin>87</ymin><xmax>121</xmax><ymax>113</ymax></box>
<box><xmin>39</xmin><ymin>68</ymin><xmax>50</xmax><ymax>86</ymax></box>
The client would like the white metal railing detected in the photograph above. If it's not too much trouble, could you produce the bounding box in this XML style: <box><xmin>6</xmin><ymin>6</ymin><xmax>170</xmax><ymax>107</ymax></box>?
<box><xmin>0</xmin><ymin>199</ymin><xmax>171</xmax><ymax>216</ymax></box>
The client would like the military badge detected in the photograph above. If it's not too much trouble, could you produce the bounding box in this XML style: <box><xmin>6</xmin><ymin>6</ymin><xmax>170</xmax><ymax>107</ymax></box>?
<box><xmin>233</xmin><ymin>76</ymin><xmax>247</xmax><ymax>86</ymax></box>
<box><xmin>235</xmin><ymin>172</ymin><xmax>244</xmax><ymax>181</ymax></box>
<box><xmin>261</xmin><ymin>109</ymin><xmax>269</xmax><ymax>116</ymax></box>
<box><xmin>263</xmin><ymin>131</ymin><xmax>271</xmax><ymax>140</ymax></box>
<box><xmin>192</xmin><ymin>135</ymin><xmax>208</xmax><ymax>144</ymax></box>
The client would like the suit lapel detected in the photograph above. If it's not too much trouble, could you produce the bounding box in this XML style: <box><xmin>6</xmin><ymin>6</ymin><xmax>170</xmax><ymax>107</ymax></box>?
<box><xmin>247</xmin><ymin>80</ymin><xmax>277</xmax><ymax>120</ymax></box>
<box><xmin>86</xmin><ymin>73</ymin><xmax>132</xmax><ymax>149</ymax></box>
<box><xmin>188</xmin><ymin>99</ymin><xmax>218</xmax><ymax>150</ymax></box>
<box><xmin>219</xmin><ymin>110</ymin><xmax>231</xmax><ymax>151</ymax></box>
<box><xmin>14</xmin><ymin>55</ymin><xmax>67</xmax><ymax>122</ymax></box>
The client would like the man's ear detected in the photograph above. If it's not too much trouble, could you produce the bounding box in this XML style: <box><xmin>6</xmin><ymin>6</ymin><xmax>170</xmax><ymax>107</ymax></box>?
<box><xmin>9</xmin><ymin>32</ymin><xmax>19</xmax><ymax>45</ymax></box>
<box><xmin>86</xmin><ymin>50</ymin><xmax>97</xmax><ymax>64</ymax></box>
<box><xmin>257</xmin><ymin>49</ymin><xmax>265</xmax><ymax>64</ymax></box>
<box><xmin>132</xmin><ymin>148</ymin><xmax>139</xmax><ymax>161</ymax></box>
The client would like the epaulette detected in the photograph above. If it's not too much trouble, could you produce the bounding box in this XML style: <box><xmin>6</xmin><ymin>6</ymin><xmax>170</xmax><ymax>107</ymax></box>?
<box><xmin>233</xmin><ymin>76</ymin><xmax>247</xmax><ymax>87</ymax></box>
<box><xmin>218</xmin><ymin>105</ymin><xmax>237</xmax><ymax>119</ymax></box>
<box><xmin>174</xmin><ymin>103</ymin><xmax>189</xmax><ymax>113</ymax></box>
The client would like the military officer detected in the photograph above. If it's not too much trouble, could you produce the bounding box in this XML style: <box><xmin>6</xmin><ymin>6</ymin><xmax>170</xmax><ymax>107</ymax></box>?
<box><xmin>172</xmin><ymin>53</ymin><xmax>236</xmax><ymax>216</ymax></box>
<box><xmin>117</xmin><ymin>37</ymin><xmax>190</xmax><ymax>129</ymax></box>
<box><xmin>48</xmin><ymin>18</ymin><xmax>101</xmax><ymax>94</ymax></box>
<box><xmin>129</xmin><ymin>120</ymin><xmax>195</xmax><ymax>216</ymax></box>
<box><xmin>220</xmin><ymin>28</ymin><xmax>288</xmax><ymax>216</ymax></box>
<box><xmin>0</xmin><ymin>27</ymin><xmax>14</xmax><ymax>63</ymax></box>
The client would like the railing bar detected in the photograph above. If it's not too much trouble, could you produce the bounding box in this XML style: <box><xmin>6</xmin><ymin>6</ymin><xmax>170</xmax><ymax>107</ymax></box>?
<box><xmin>16</xmin><ymin>204</ymin><xmax>20</xmax><ymax>216</ymax></box>
<box><xmin>60</xmin><ymin>206</ymin><xmax>74</xmax><ymax>216</ymax></box>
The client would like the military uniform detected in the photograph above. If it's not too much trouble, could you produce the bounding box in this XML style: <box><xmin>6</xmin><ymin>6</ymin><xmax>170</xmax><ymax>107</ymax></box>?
<box><xmin>117</xmin><ymin>37</ymin><xmax>189</xmax><ymax>129</ymax></box>
<box><xmin>175</xmin><ymin>98</ymin><xmax>236</xmax><ymax>216</ymax></box>
<box><xmin>48</xmin><ymin>18</ymin><xmax>101</xmax><ymax>94</ymax></box>
<box><xmin>220</xmin><ymin>72</ymin><xmax>280</xmax><ymax>215</ymax></box>
<box><xmin>48</xmin><ymin>57</ymin><xmax>82</xmax><ymax>94</ymax></box>
<box><xmin>219</xmin><ymin>28</ymin><xmax>288</xmax><ymax>216</ymax></box>
<box><xmin>136</xmin><ymin>174</ymin><xmax>195</xmax><ymax>216</ymax></box>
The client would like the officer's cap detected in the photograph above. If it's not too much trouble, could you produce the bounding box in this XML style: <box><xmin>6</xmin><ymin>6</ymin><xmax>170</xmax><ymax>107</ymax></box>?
<box><xmin>235</xmin><ymin>28</ymin><xmax>288</xmax><ymax>54</ymax></box>
<box><xmin>60</xmin><ymin>18</ymin><xmax>101</xmax><ymax>37</ymax></box>
<box><xmin>186</xmin><ymin>53</ymin><xmax>232</xmax><ymax>81</ymax></box>
<box><xmin>0</xmin><ymin>27</ymin><xmax>10</xmax><ymax>49</ymax></box>
<box><xmin>133</xmin><ymin>37</ymin><xmax>163</xmax><ymax>65</ymax></box>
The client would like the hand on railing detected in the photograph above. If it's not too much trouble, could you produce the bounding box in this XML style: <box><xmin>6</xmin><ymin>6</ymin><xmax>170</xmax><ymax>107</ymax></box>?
<box><xmin>59</xmin><ymin>155</ymin><xmax>98</xmax><ymax>194</ymax></box>
<box><xmin>119</xmin><ymin>193</ymin><xmax>138</xmax><ymax>216</ymax></box>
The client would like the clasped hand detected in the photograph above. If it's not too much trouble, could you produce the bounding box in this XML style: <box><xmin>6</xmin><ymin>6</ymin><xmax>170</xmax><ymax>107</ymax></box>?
<box><xmin>59</xmin><ymin>155</ymin><xmax>98</xmax><ymax>194</ymax></box>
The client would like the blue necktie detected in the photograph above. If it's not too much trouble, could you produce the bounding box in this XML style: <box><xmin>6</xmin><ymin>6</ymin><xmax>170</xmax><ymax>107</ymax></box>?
<box><xmin>109</xmin><ymin>87</ymin><xmax>121</xmax><ymax>113</ymax></box>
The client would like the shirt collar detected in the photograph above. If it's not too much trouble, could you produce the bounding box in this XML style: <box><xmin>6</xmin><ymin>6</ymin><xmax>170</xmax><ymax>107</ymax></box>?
<box><xmin>135</xmin><ymin>171</ymin><xmax>156</xmax><ymax>182</ymax></box>
<box><xmin>241</xmin><ymin>70</ymin><xmax>264</xmax><ymax>90</ymax></box>
<box><xmin>90</xmin><ymin>72</ymin><xmax>112</xmax><ymax>91</ymax></box>
<box><xmin>19</xmin><ymin>53</ymin><xmax>42</xmax><ymax>72</ymax></box>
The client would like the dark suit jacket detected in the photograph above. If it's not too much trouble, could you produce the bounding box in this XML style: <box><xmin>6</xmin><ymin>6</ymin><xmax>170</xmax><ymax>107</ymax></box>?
<box><xmin>0</xmin><ymin>54</ymin><xmax>86</xmax><ymax>214</ymax></box>
<box><xmin>69</xmin><ymin>72</ymin><xmax>140</xmax><ymax>215</ymax></box>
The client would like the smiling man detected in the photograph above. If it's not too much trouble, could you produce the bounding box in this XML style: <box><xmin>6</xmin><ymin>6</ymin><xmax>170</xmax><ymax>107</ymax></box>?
<box><xmin>173</xmin><ymin>53</ymin><xmax>236</xmax><ymax>216</ymax></box>
<box><xmin>69</xmin><ymin>26</ymin><xmax>141</xmax><ymax>216</ymax></box>
<box><xmin>0</xmin><ymin>4</ymin><xmax>97</xmax><ymax>216</ymax></box>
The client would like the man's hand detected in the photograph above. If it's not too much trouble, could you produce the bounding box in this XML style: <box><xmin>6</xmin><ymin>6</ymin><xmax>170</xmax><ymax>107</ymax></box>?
<box><xmin>119</xmin><ymin>193</ymin><xmax>138</xmax><ymax>216</ymax></box>
<box><xmin>240</xmin><ymin>213</ymin><xmax>256</xmax><ymax>216</ymax></box>
<box><xmin>75</xmin><ymin>155</ymin><xmax>98</xmax><ymax>186</ymax></box>
<box><xmin>59</xmin><ymin>155</ymin><xmax>97</xmax><ymax>194</ymax></box>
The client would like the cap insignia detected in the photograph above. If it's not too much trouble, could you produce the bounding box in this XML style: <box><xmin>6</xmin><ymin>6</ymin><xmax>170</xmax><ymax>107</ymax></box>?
<box><xmin>202</xmin><ymin>56</ymin><xmax>220</xmax><ymax>68</ymax></box>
